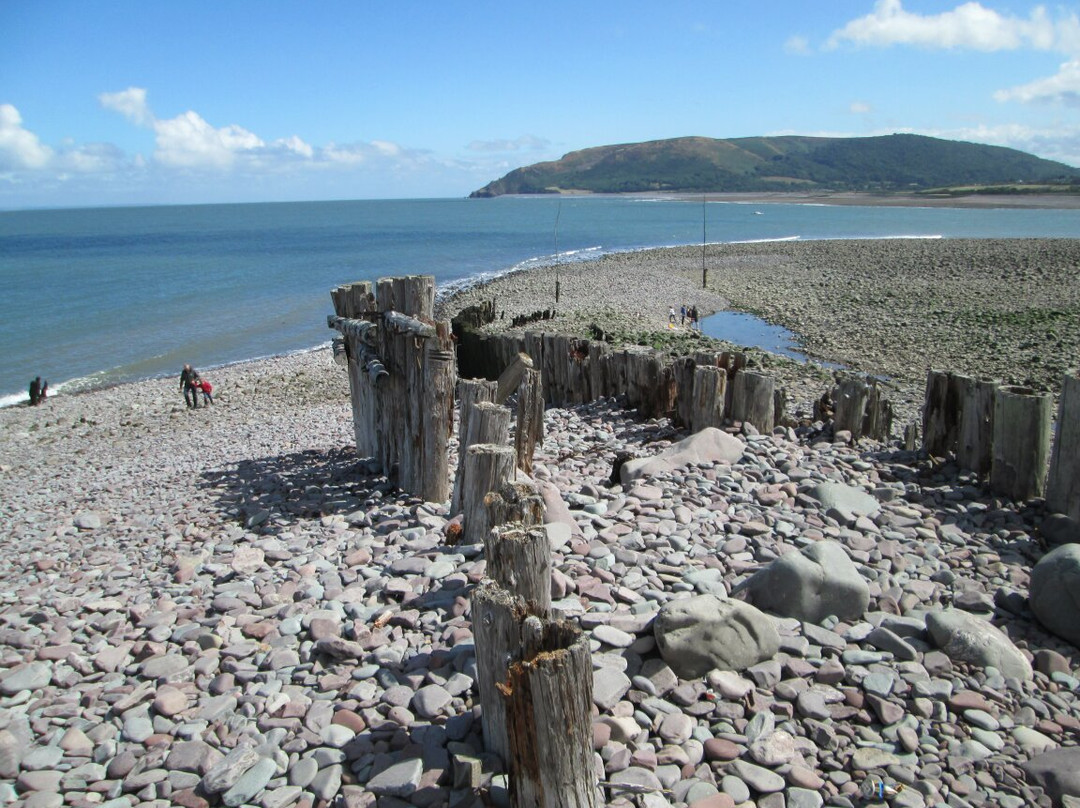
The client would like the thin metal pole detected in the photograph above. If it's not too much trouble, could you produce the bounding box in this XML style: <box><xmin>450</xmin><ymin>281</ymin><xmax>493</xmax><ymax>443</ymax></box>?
<box><xmin>554</xmin><ymin>201</ymin><xmax>562</xmax><ymax>303</ymax></box>
<box><xmin>701</xmin><ymin>194</ymin><xmax>707</xmax><ymax>289</ymax></box>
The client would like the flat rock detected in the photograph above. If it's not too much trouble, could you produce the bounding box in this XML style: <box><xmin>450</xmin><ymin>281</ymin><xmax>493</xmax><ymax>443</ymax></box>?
<box><xmin>654</xmin><ymin>594</ymin><xmax>779</xmax><ymax>678</ymax></box>
<box><xmin>806</xmin><ymin>481</ymin><xmax>880</xmax><ymax>518</ymax></box>
<box><xmin>621</xmin><ymin>428</ymin><xmax>745</xmax><ymax>484</ymax></box>
<box><xmin>743</xmin><ymin>539</ymin><xmax>869</xmax><ymax>623</ymax></box>
<box><xmin>925</xmin><ymin>609</ymin><xmax>1032</xmax><ymax>681</ymax></box>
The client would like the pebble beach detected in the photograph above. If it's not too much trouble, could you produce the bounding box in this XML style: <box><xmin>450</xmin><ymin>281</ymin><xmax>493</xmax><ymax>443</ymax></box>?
<box><xmin>2</xmin><ymin>236</ymin><xmax>1080</xmax><ymax>808</ymax></box>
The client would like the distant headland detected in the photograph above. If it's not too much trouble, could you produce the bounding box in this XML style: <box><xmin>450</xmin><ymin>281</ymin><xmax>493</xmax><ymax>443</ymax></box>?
<box><xmin>470</xmin><ymin>133</ymin><xmax>1080</xmax><ymax>205</ymax></box>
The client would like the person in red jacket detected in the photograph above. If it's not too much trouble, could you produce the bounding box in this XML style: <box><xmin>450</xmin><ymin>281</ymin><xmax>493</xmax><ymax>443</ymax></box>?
<box><xmin>197</xmin><ymin>377</ymin><xmax>214</xmax><ymax>405</ymax></box>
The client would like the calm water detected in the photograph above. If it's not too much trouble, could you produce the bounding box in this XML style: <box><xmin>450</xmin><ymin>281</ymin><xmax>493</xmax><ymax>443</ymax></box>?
<box><xmin>1</xmin><ymin>196</ymin><xmax>1078</xmax><ymax>405</ymax></box>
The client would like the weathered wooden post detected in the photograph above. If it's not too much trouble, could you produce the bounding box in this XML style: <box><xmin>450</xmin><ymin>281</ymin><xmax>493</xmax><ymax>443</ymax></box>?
<box><xmin>329</xmin><ymin>281</ymin><xmax>378</xmax><ymax>457</ymax></box>
<box><xmin>515</xmin><ymin>368</ymin><xmax>544</xmax><ymax>475</ymax></box>
<box><xmin>862</xmin><ymin>381</ymin><xmax>893</xmax><ymax>442</ymax></box>
<box><xmin>832</xmin><ymin>376</ymin><xmax>893</xmax><ymax>442</ymax></box>
<box><xmin>421</xmin><ymin>340</ymin><xmax>456</xmax><ymax>503</ymax></box>
<box><xmin>452</xmin><ymin>401</ymin><xmax>511</xmax><ymax>515</ymax></box>
<box><xmin>691</xmin><ymin>365</ymin><xmax>726</xmax><ymax>432</ymax></box>
<box><xmin>672</xmin><ymin>356</ymin><xmax>698</xmax><ymax>429</ymax></box>
<box><xmin>484</xmin><ymin>523</ymin><xmax>551</xmax><ymax>613</ymax></box>
<box><xmin>956</xmin><ymin>375</ymin><xmax>998</xmax><ymax>477</ymax></box>
<box><xmin>472</xmin><ymin>582</ymin><xmax>527</xmax><ymax>767</ymax></box>
<box><xmin>471</xmin><ymin>531</ymin><xmax>597</xmax><ymax>808</ymax></box>
<box><xmin>833</xmin><ymin>376</ymin><xmax>870</xmax><ymax>440</ymax></box>
<box><xmin>990</xmin><ymin>385</ymin><xmax>1053</xmax><ymax>501</ymax></box>
<box><xmin>485</xmin><ymin>480</ymin><xmax>545</xmax><ymax>532</ymax></box>
<box><xmin>458</xmin><ymin>379</ymin><xmax>499</xmax><ymax>452</ymax></box>
<box><xmin>329</xmin><ymin>275</ymin><xmax>454</xmax><ymax>500</ymax></box>
<box><xmin>1047</xmin><ymin>373</ymin><xmax>1080</xmax><ymax>520</ymax></box>
<box><xmin>923</xmin><ymin>369</ymin><xmax>963</xmax><ymax>458</ymax></box>
<box><xmin>503</xmin><ymin>618</ymin><xmax>596</xmax><ymax>808</ymax></box>
<box><xmin>496</xmin><ymin>352</ymin><xmax>534</xmax><ymax>405</ymax></box>
<box><xmin>730</xmin><ymin>369</ymin><xmax>775</xmax><ymax>433</ymax></box>
<box><xmin>461</xmin><ymin>444</ymin><xmax>515</xmax><ymax>544</ymax></box>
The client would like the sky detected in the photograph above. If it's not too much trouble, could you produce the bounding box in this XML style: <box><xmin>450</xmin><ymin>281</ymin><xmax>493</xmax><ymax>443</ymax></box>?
<box><xmin>2</xmin><ymin>0</ymin><xmax>1080</xmax><ymax>209</ymax></box>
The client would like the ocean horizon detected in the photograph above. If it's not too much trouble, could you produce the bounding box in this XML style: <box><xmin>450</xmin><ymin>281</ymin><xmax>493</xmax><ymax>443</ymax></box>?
<box><xmin>2</xmin><ymin>195</ymin><xmax>1079</xmax><ymax>407</ymax></box>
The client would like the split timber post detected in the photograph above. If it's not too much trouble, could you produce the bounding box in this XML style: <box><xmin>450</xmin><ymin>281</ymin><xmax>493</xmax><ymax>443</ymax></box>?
<box><xmin>451</xmin><ymin>402</ymin><xmax>512</xmax><ymax>517</ymax></box>
<box><xmin>990</xmin><ymin>385</ymin><xmax>1053</xmax><ymax>502</ymax></box>
<box><xmin>451</xmin><ymin>379</ymin><xmax>499</xmax><ymax>513</ymax></box>
<box><xmin>1046</xmin><ymin>373</ymin><xmax>1080</xmax><ymax>520</ymax></box>
<box><xmin>484</xmin><ymin>480</ymin><xmax>545</xmax><ymax>532</ymax></box>
<box><xmin>460</xmin><ymin>444</ymin><xmax>516</xmax><ymax>544</ymax></box>
<box><xmin>471</xmin><ymin>525</ymin><xmax>597</xmax><ymax>808</ymax></box>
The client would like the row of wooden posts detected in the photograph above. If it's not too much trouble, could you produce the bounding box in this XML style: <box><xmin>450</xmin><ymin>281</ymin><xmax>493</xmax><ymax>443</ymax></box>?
<box><xmin>328</xmin><ymin>276</ymin><xmax>1077</xmax><ymax>805</ymax></box>
<box><xmin>457</xmin><ymin>328</ymin><xmax>894</xmax><ymax>441</ymax></box>
<box><xmin>922</xmin><ymin>369</ymin><xmax>1079</xmax><ymax>516</ymax></box>
<box><xmin>329</xmin><ymin>276</ymin><xmax>598</xmax><ymax>804</ymax></box>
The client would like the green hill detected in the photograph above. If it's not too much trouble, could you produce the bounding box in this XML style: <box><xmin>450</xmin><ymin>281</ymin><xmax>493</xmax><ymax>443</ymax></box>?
<box><xmin>469</xmin><ymin>134</ymin><xmax>1080</xmax><ymax>197</ymax></box>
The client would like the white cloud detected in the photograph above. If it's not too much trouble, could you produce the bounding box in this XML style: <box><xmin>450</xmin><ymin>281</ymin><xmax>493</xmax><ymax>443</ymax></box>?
<box><xmin>0</xmin><ymin>104</ymin><xmax>53</xmax><ymax>169</ymax></box>
<box><xmin>99</xmin><ymin>87</ymin><xmax>154</xmax><ymax>126</ymax></box>
<box><xmin>850</xmin><ymin>101</ymin><xmax>874</xmax><ymax>114</ymax></box>
<box><xmin>784</xmin><ymin>35</ymin><xmax>811</xmax><ymax>55</ymax></box>
<box><xmin>153</xmin><ymin>110</ymin><xmax>264</xmax><ymax>168</ymax></box>
<box><xmin>827</xmin><ymin>0</ymin><xmax>1080</xmax><ymax>53</ymax></box>
<box><xmin>995</xmin><ymin>58</ymin><xmax>1080</xmax><ymax>106</ymax></box>
<box><xmin>466</xmin><ymin>135</ymin><xmax>550</xmax><ymax>153</ymax></box>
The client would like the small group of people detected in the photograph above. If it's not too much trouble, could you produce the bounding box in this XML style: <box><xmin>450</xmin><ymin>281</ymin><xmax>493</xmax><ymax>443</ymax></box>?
<box><xmin>669</xmin><ymin>304</ymin><xmax>701</xmax><ymax>330</ymax></box>
<box><xmin>179</xmin><ymin>364</ymin><xmax>214</xmax><ymax>408</ymax></box>
<box><xmin>27</xmin><ymin>376</ymin><xmax>48</xmax><ymax>406</ymax></box>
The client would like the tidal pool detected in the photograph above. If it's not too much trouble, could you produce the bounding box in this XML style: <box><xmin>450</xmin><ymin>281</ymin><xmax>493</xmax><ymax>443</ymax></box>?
<box><xmin>698</xmin><ymin>310</ymin><xmax>841</xmax><ymax>368</ymax></box>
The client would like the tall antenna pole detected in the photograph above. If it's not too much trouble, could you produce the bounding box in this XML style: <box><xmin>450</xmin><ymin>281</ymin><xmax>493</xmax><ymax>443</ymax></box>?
<box><xmin>701</xmin><ymin>193</ymin><xmax>707</xmax><ymax>289</ymax></box>
<box><xmin>554</xmin><ymin>201</ymin><xmax>562</xmax><ymax>303</ymax></box>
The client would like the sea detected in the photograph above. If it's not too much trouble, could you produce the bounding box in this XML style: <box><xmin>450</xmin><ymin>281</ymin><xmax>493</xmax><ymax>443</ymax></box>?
<box><xmin>2</xmin><ymin>195</ymin><xmax>1078</xmax><ymax>407</ymax></box>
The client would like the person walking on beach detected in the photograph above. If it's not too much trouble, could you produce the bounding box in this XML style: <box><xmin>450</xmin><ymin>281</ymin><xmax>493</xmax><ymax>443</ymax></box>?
<box><xmin>669</xmin><ymin>306</ymin><xmax>676</xmax><ymax>325</ymax></box>
<box><xmin>28</xmin><ymin>377</ymin><xmax>41</xmax><ymax>406</ymax></box>
<box><xmin>680</xmin><ymin>305</ymin><xmax>687</xmax><ymax>326</ymax></box>
<box><xmin>198</xmin><ymin>377</ymin><xmax>214</xmax><ymax>406</ymax></box>
<box><xmin>180</xmin><ymin>364</ymin><xmax>199</xmax><ymax>408</ymax></box>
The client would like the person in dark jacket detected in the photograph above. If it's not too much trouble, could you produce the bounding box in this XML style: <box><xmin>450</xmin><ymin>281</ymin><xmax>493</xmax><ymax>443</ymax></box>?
<box><xmin>28</xmin><ymin>377</ymin><xmax>41</xmax><ymax>406</ymax></box>
<box><xmin>180</xmin><ymin>364</ymin><xmax>199</xmax><ymax>408</ymax></box>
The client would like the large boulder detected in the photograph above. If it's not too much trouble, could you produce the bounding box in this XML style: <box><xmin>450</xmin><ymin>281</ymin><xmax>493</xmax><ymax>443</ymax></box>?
<box><xmin>620</xmin><ymin>428</ymin><xmax>744</xmax><ymax>485</ymax></box>
<box><xmin>1041</xmin><ymin>514</ymin><xmax>1080</xmax><ymax>547</ymax></box>
<box><xmin>925</xmin><ymin>609</ymin><xmax>1032</xmax><ymax>681</ymax></box>
<box><xmin>653</xmin><ymin>594</ymin><xmax>779</xmax><ymax>678</ymax></box>
<box><xmin>742</xmin><ymin>540</ymin><xmax>869</xmax><ymax>624</ymax></box>
<box><xmin>805</xmin><ymin>481</ymin><xmax>880</xmax><ymax>520</ymax></box>
<box><xmin>1030</xmin><ymin>544</ymin><xmax>1080</xmax><ymax>648</ymax></box>
<box><xmin>1021</xmin><ymin>747</ymin><xmax>1080</xmax><ymax>805</ymax></box>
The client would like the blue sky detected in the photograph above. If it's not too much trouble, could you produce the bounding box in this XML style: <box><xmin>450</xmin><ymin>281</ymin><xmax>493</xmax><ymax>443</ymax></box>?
<box><xmin>2</xmin><ymin>0</ymin><xmax>1079</xmax><ymax>209</ymax></box>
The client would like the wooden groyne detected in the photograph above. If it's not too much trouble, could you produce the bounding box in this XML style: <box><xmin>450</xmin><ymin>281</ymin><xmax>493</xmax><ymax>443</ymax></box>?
<box><xmin>328</xmin><ymin>275</ymin><xmax>456</xmax><ymax>502</ymax></box>
<box><xmin>454</xmin><ymin>327</ymin><xmax>893</xmax><ymax>441</ymax></box>
<box><xmin>923</xmin><ymin>369</ymin><xmax>1080</xmax><ymax>510</ymax></box>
